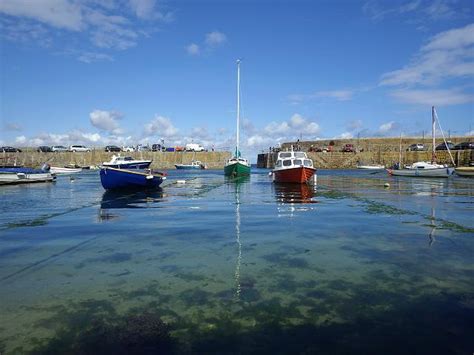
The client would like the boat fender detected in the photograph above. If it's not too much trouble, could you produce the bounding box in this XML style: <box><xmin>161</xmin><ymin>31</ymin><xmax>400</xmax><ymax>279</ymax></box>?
<box><xmin>145</xmin><ymin>175</ymin><xmax>154</xmax><ymax>180</ymax></box>
<box><xmin>384</xmin><ymin>183</ymin><xmax>390</xmax><ymax>188</ymax></box>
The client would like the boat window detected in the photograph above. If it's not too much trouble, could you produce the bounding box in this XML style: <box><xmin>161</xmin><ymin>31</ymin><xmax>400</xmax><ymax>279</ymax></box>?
<box><xmin>275</xmin><ymin>160</ymin><xmax>282</xmax><ymax>167</ymax></box>
<box><xmin>283</xmin><ymin>160</ymin><xmax>292</xmax><ymax>167</ymax></box>
<box><xmin>295</xmin><ymin>152</ymin><xmax>306</xmax><ymax>158</ymax></box>
<box><xmin>280</xmin><ymin>152</ymin><xmax>292</xmax><ymax>158</ymax></box>
<box><xmin>294</xmin><ymin>159</ymin><xmax>302</xmax><ymax>165</ymax></box>
<box><xmin>304</xmin><ymin>160</ymin><xmax>312</xmax><ymax>167</ymax></box>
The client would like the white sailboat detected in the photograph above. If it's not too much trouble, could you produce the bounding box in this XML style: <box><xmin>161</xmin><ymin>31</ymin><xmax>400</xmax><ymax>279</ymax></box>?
<box><xmin>387</xmin><ymin>107</ymin><xmax>454</xmax><ymax>178</ymax></box>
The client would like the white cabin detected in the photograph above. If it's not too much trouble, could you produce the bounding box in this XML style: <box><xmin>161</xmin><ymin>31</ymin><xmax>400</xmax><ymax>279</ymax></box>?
<box><xmin>274</xmin><ymin>151</ymin><xmax>314</xmax><ymax>170</ymax></box>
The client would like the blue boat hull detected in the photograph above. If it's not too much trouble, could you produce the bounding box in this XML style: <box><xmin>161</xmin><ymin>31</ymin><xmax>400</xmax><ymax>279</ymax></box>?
<box><xmin>100</xmin><ymin>168</ymin><xmax>165</xmax><ymax>190</ymax></box>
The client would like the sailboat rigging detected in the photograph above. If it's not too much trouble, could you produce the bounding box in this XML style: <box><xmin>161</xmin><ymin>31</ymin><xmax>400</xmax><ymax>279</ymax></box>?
<box><xmin>224</xmin><ymin>59</ymin><xmax>251</xmax><ymax>177</ymax></box>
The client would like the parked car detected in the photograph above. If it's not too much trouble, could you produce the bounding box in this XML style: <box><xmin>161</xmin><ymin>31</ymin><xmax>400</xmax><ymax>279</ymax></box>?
<box><xmin>185</xmin><ymin>143</ymin><xmax>205</xmax><ymax>152</ymax></box>
<box><xmin>341</xmin><ymin>144</ymin><xmax>354</xmax><ymax>152</ymax></box>
<box><xmin>453</xmin><ymin>141</ymin><xmax>474</xmax><ymax>150</ymax></box>
<box><xmin>322</xmin><ymin>146</ymin><xmax>333</xmax><ymax>153</ymax></box>
<box><xmin>435</xmin><ymin>142</ymin><xmax>455</xmax><ymax>151</ymax></box>
<box><xmin>51</xmin><ymin>145</ymin><xmax>68</xmax><ymax>152</ymax></box>
<box><xmin>122</xmin><ymin>146</ymin><xmax>135</xmax><ymax>152</ymax></box>
<box><xmin>175</xmin><ymin>146</ymin><xmax>185</xmax><ymax>152</ymax></box>
<box><xmin>37</xmin><ymin>146</ymin><xmax>52</xmax><ymax>152</ymax></box>
<box><xmin>1</xmin><ymin>146</ymin><xmax>21</xmax><ymax>152</ymax></box>
<box><xmin>165</xmin><ymin>147</ymin><xmax>175</xmax><ymax>152</ymax></box>
<box><xmin>152</xmin><ymin>144</ymin><xmax>165</xmax><ymax>152</ymax></box>
<box><xmin>136</xmin><ymin>144</ymin><xmax>150</xmax><ymax>152</ymax></box>
<box><xmin>69</xmin><ymin>145</ymin><xmax>91</xmax><ymax>152</ymax></box>
<box><xmin>406</xmin><ymin>143</ymin><xmax>425</xmax><ymax>151</ymax></box>
<box><xmin>104</xmin><ymin>145</ymin><xmax>121</xmax><ymax>152</ymax></box>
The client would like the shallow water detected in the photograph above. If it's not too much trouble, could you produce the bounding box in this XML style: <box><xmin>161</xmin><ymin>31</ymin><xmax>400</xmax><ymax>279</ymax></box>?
<box><xmin>0</xmin><ymin>169</ymin><xmax>473</xmax><ymax>354</ymax></box>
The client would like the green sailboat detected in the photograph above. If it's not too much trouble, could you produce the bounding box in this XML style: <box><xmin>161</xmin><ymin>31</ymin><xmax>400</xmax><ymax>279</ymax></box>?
<box><xmin>224</xmin><ymin>59</ymin><xmax>251</xmax><ymax>177</ymax></box>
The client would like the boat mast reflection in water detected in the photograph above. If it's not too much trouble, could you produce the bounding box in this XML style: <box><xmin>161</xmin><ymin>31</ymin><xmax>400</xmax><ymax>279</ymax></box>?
<box><xmin>98</xmin><ymin>188</ymin><xmax>164</xmax><ymax>221</ymax></box>
<box><xmin>228</xmin><ymin>175</ymin><xmax>250</xmax><ymax>301</ymax></box>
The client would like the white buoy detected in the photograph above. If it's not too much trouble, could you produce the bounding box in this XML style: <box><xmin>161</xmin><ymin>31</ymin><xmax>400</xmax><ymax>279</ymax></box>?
<box><xmin>177</xmin><ymin>180</ymin><xmax>186</xmax><ymax>184</ymax></box>
<box><xmin>384</xmin><ymin>182</ymin><xmax>390</xmax><ymax>188</ymax></box>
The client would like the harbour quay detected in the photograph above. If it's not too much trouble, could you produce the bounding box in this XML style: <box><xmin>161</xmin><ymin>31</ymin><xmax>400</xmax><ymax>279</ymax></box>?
<box><xmin>258</xmin><ymin>137</ymin><xmax>474</xmax><ymax>169</ymax></box>
<box><xmin>0</xmin><ymin>150</ymin><xmax>231</xmax><ymax>169</ymax></box>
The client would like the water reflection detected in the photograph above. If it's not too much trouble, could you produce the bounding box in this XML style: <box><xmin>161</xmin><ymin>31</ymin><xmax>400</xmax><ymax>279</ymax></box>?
<box><xmin>234</xmin><ymin>180</ymin><xmax>242</xmax><ymax>300</ymax></box>
<box><xmin>274</xmin><ymin>183</ymin><xmax>317</xmax><ymax>204</ymax></box>
<box><xmin>99</xmin><ymin>189</ymin><xmax>164</xmax><ymax>221</ymax></box>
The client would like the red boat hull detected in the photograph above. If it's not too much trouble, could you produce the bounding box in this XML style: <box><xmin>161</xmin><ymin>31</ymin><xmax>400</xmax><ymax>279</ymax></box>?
<box><xmin>273</xmin><ymin>166</ymin><xmax>316</xmax><ymax>184</ymax></box>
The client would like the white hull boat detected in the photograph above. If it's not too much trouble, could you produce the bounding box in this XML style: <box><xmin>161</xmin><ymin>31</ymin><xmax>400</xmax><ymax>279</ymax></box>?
<box><xmin>387</xmin><ymin>107</ymin><xmax>454</xmax><ymax>179</ymax></box>
<box><xmin>49</xmin><ymin>166</ymin><xmax>82</xmax><ymax>174</ymax></box>
<box><xmin>0</xmin><ymin>168</ymin><xmax>55</xmax><ymax>185</ymax></box>
<box><xmin>357</xmin><ymin>164</ymin><xmax>385</xmax><ymax>170</ymax></box>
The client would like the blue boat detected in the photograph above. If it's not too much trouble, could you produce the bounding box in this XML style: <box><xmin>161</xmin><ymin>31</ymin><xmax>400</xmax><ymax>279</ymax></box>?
<box><xmin>100</xmin><ymin>167</ymin><xmax>166</xmax><ymax>190</ymax></box>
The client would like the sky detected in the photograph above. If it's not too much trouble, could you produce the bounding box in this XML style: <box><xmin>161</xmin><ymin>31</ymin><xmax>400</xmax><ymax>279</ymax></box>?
<box><xmin>1</xmin><ymin>0</ymin><xmax>473</xmax><ymax>159</ymax></box>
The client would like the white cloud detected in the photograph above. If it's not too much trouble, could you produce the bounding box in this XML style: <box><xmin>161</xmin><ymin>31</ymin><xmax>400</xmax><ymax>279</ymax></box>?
<box><xmin>205</xmin><ymin>31</ymin><xmax>226</xmax><ymax>46</ymax></box>
<box><xmin>380</xmin><ymin>23</ymin><xmax>474</xmax><ymax>107</ymax></box>
<box><xmin>380</xmin><ymin>23</ymin><xmax>474</xmax><ymax>87</ymax></box>
<box><xmin>78</xmin><ymin>51</ymin><xmax>113</xmax><ymax>63</ymax></box>
<box><xmin>15</xmin><ymin>135</ymin><xmax>27</xmax><ymax>144</ymax></box>
<box><xmin>186</xmin><ymin>43</ymin><xmax>200</xmax><ymax>55</ymax></box>
<box><xmin>0</xmin><ymin>0</ymin><xmax>173</xmax><ymax>57</ymax></box>
<box><xmin>264</xmin><ymin>113</ymin><xmax>320</xmax><ymax>137</ymax></box>
<box><xmin>465</xmin><ymin>130</ymin><xmax>474</xmax><ymax>136</ymax></box>
<box><xmin>335</xmin><ymin>132</ymin><xmax>354</xmax><ymax>139</ymax></box>
<box><xmin>390</xmin><ymin>88</ymin><xmax>474</xmax><ymax>106</ymax></box>
<box><xmin>129</xmin><ymin>0</ymin><xmax>156</xmax><ymax>19</ymax></box>
<box><xmin>0</xmin><ymin>0</ymin><xmax>83</xmax><ymax>31</ymax></box>
<box><xmin>144</xmin><ymin>115</ymin><xmax>178</xmax><ymax>137</ymax></box>
<box><xmin>379</xmin><ymin>121</ymin><xmax>396</xmax><ymax>134</ymax></box>
<box><xmin>89</xmin><ymin>109</ymin><xmax>123</xmax><ymax>134</ymax></box>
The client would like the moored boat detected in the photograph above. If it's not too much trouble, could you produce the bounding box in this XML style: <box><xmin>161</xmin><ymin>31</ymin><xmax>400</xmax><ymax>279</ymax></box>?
<box><xmin>100</xmin><ymin>167</ymin><xmax>166</xmax><ymax>190</ymax></box>
<box><xmin>357</xmin><ymin>164</ymin><xmax>385</xmax><ymax>170</ymax></box>
<box><xmin>103</xmin><ymin>155</ymin><xmax>152</xmax><ymax>169</ymax></box>
<box><xmin>224</xmin><ymin>59</ymin><xmax>251</xmax><ymax>177</ymax></box>
<box><xmin>271</xmin><ymin>150</ymin><xmax>316</xmax><ymax>184</ymax></box>
<box><xmin>387</xmin><ymin>161</ymin><xmax>453</xmax><ymax>177</ymax></box>
<box><xmin>387</xmin><ymin>107</ymin><xmax>454</xmax><ymax>178</ymax></box>
<box><xmin>0</xmin><ymin>167</ymin><xmax>55</xmax><ymax>185</ymax></box>
<box><xmin>49</xmin><ymin>166</ymin><xmax>83</xmax><ymax>174</ymax></box>
<box><xmin>175</xmin><ymin>160</ymin><xmax>206</xmax><ymax>169</ymax></box>
<box><xmin>455</xmin><ymin>167</ymin><xmax>474</xmax><ymax>177</ymax></box>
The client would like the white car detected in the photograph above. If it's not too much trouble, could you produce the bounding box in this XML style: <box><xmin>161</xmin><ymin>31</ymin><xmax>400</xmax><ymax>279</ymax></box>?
<box><xmin>185</xmin><ymin>143</ymin><xmax>205</xmax><ymax>152</ymax></box>
<box><xmin>51</xmin><ymin>145</ymin><xmax>68</xmax><ymax>152</ymax></box>
<box><xmin>69</xmin><ymin>145</ymin><xmax>91</xmax><ymax>152</ymax></box>
<box><xmin>122</xmin><ymin>146</ymin><xmax>135</xmax><ymax>152</ymax></box>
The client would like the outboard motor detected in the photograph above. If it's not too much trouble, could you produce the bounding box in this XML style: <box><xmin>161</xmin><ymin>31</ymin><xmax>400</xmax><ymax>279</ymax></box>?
<box><xmin>41</xmin><ymin>163</ymin><xmax>51</xmax><ymax>172</ymax></box>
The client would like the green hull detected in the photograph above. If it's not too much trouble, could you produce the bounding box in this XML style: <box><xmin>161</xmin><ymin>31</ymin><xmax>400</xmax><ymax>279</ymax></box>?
<box><xmin>224</xmin><ymin>162</ymin><xmax>251</xmax><ymax>177</ymax></box>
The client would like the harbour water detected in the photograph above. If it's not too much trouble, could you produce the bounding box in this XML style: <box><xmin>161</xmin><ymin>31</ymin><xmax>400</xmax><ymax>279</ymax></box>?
<box><xmin>0</xmin><ymin>169</ymin><xmax>473</xmax><ymax>354</ymax></box>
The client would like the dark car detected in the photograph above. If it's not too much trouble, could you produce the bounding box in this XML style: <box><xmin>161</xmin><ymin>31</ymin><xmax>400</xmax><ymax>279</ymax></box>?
<box><xmin>104</xmin><ymin>145</ymin><xmax>121</xmax><ymax>152</ymax></box>
<box><xmin>152</xmin><ymin>144</ymin><xmax>165</xmax><ymax>152</ymax></box>
<box><xmin>435</xmin><ymin>142</ymin><xmax>455</xmax><ymax>150</ymax></box>
<box><xmin>1</xmin><ymin>146</ymin><xmax>21</xmax><ymax>152</ymax></box>
<box><xmin>37</xmin><ymin>146</ymin><xmax>52</xmax><ymax>152</ymax></box>
<box><xmin>341</xmin><ymin>144</ymin><xmax>355</xmax><ymax>152</ymax></box>
<box><xmin>453</xmin><ymin>141</ymin><xmax>474</xmax><ymax>150</ymax></box>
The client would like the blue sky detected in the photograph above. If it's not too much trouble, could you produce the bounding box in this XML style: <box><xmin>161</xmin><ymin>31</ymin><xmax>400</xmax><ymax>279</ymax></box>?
<box><xmin>1</xmin><ymin>0</ymin><xmax>473</xmax><ymax>158</ymax></box>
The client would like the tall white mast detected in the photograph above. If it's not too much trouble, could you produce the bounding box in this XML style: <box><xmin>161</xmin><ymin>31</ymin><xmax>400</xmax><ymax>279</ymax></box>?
<box><xmin>431</xmin><ymin>106</ymin><xmax>436</xmax><ymax>163</ymax></box>
<box><xmin>236</xmin><ymin>59</ymin><xmax>241</xmax><ymax>157</ymax></box>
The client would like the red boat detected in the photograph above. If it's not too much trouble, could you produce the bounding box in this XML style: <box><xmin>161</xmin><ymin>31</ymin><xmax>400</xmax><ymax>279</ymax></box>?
<box><xmin>272</xmin><ymin>150</ymin><xmax>317</xmax><ymax>184</ymax></box>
